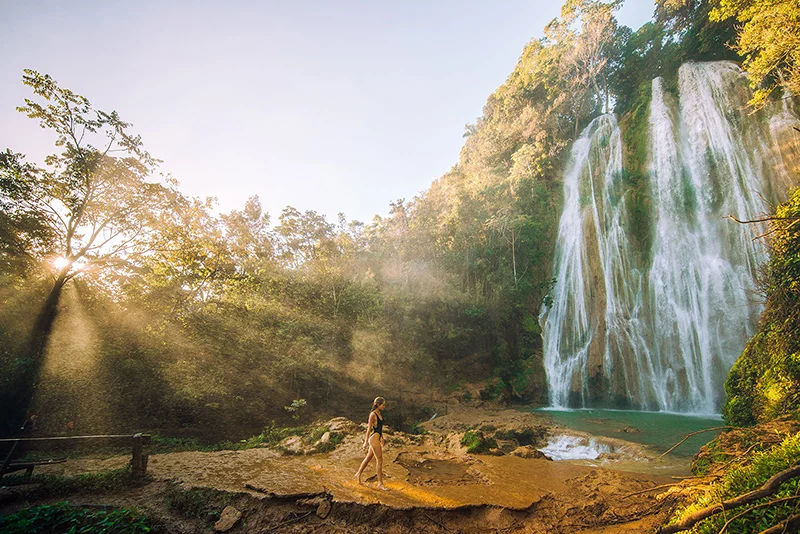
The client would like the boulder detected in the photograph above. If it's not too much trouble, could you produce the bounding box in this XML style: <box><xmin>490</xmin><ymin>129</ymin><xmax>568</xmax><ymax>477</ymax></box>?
<box><xmin>280</xmin><ymin>436</ymin><xmax>305</xmax><ymax>455</ymax></box>
<box><xmin>326</xmin><ymin>417</ymin><xmax>358</xmax><ymax>433</ymax></box>
<box><xmin>316</xmin><ymin>499</ymin><xmax>332</xmax><ymax>518</ymax></box>
<box><xmin>214</xmin><ymin>506</ymin><xmax>242</xmax><ymax>532</ymax></box>
<box><xmin>510</xmin><ymin>446</ymin><xmax>552</xmax><ymax>460</ymax></box>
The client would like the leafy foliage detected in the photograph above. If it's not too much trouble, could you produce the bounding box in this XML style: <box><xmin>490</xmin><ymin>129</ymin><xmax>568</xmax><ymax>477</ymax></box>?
<box><xmin>0</xmin><ymin>502</ymin><xmax>154</xmax><ymax>534</ymax></box>
<box><xmin>710</xmin><ymin>0</ymin><xmax>800</xmax><ymax>108</ymax></box>
<box><xmin>0</xmin><ymin>0</ymin><xmax>764</xmax><ymax>441</ymax></box>
<box><xmin>724</xmin><ymin>188</ymin><xmax>800</xmax><ymax>426</ymax></box>
<box><xmin>460</xmin><ymin>430</ymin><xmax>498</xmax><ymax>453</ymax></box>
<box><xmin>669</xmin><ymin>432</ymin><xmax>800</xmax><ymax>533</ymax></box>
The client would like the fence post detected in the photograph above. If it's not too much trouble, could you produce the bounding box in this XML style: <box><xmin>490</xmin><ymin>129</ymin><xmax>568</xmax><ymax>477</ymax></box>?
<box><xmin>131</xmin><ymin>433</ymin><xmax>147</xmax><ymax>477</ymax></box>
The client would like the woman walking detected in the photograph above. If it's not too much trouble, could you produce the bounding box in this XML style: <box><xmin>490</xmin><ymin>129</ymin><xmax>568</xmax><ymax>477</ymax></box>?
<box><xmin>355</xmin><ymin>396</ymin><xmax>387</xmax><ymax>489</ymax></box>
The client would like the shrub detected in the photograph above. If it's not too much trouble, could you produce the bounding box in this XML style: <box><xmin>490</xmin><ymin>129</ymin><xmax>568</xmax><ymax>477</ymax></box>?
<box><xmin>461</xmin><ymin>430</ymin><xmax>497</xmax><ymax>454</ymax></box>
<box><xmin>0</xmin><ymin>502</ymin><xmax>154</xmax><ymax>534</ymax></box>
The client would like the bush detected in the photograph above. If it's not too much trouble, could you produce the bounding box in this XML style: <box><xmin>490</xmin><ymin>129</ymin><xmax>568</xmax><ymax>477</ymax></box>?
<box><xmin>461</xmin><ymin>430</ymin><xmax>497</xmax><ymax>454</ymax></box>
<box><xmin>0</xmin><ymin>502</ymin><xmax>154</xmax><ymax>534</ymax></box>
<box><xmin>669</xmin><ymin>432</ymin><xmax>800</xmax><ymax>533</ymax></box>
<box><xmin>165</xmin><ymin>483</ymin><xmax>232</xmax><ymax>522</ymax></box>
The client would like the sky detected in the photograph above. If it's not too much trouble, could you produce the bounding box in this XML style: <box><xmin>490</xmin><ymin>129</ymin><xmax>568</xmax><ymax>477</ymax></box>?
<box><xmin>0</xmin><ymin>0</ymin><xmax>655</xmax><ymax>224</ymax></box>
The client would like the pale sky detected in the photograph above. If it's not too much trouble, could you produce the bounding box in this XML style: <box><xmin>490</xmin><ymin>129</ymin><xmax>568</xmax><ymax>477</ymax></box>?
<box><xmin>1</xmin><ymin>0</ymin><xmax>654</xmax><ymax>224</ymax></box>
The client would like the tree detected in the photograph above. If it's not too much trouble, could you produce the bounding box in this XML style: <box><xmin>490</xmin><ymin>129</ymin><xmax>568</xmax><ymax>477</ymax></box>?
<box><xmin>545</xmin><ymin>0</ymin><xmax>622</xmax><ymax>128</ymax></box>
<box><xmin>0</xmin><ymin>70</ymin><xmax>177</xmax><ymax>429</ymax></box>
<box><xmin>0</xmin><ymin>150</ymin><xmax>55</xmax><ymax>276</ymax></box>
<box><xmin>221</xmin><ymin>195</ymin><xmax>274</xmax><ymax>276</ymax></box>
<box><xmin>274</xmin><ymin>207</ymin><xmax>337</xmax><ymax>269</ymax></box>
<box><xmin>710</xmin><ymin>0</ymin><xmax>800</xmax><ymax>108</ymax></box>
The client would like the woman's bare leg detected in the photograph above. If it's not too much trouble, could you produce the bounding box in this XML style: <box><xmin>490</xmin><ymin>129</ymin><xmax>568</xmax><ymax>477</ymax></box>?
<box><xmin>355</xmin><ymin>448</ymin><xmax>374</xmax><ymax>484</ymax></box>
<box><xmin>369</xmin><ymin>433</ymin><xmax>386</xmax><ymax>489</ymax></box>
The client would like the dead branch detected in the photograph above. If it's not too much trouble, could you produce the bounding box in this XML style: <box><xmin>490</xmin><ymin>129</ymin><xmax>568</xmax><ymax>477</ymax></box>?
<box><xmin>658</xmin><ymin>464</ymin><xmax>800</xmax><ymax>534</ymax></box>
<box><xmin>759</xmin><ymin>513</ymin><xmax>800</xmax><ymax>534</ymax></box>
<box><xmin>727</xmin><ymin>215</ymin><xmax>800</xmax><ymax>225</ymax></box>
<box><xmin>658</xmin><ymin>427</ymin><xmax>732</xmax><ymax>459</ymax></box>
<box><xmin>718</xmin><ymin>495</ymin><xmax>800</xmax><ymax>533</ymax></box>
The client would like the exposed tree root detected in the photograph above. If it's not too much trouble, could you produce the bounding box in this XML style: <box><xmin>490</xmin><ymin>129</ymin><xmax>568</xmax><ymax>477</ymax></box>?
<box><xmin>718</xmin><ymin>495</ymin><xmax>800</xmax><ymax>534</ymax></box>
<box><xmin>758</xmin><ymin>513</ymin><xmax>800</xmax><ymax>534</ymax></box>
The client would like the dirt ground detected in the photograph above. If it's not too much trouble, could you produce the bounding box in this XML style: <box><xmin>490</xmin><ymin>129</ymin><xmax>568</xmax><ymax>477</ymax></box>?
<box><xmin>1</xmin><ymin>406</ymin><xmax>685</xmax><ymax>533</ymax></box>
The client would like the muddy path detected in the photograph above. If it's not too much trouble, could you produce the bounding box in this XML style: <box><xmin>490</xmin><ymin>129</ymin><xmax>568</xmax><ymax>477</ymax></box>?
<box><xmin>5</xmin><ymin>407</ymin><xmax>685</xmax><ymax>532</ymax></box>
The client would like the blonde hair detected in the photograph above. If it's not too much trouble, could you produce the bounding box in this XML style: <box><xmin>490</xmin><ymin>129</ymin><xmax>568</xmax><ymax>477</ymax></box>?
<box><xmin>371</xmin><ymin>396</ymin><xmax>386</xmax><ymax>412</ymax></box>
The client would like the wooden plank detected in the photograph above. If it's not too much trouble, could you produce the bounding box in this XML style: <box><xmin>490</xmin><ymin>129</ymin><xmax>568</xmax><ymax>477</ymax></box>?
<box><xmin>8</xmin><ymin>458</ymin><xmax>67</xmax><ymax>467</ymax></box>
<box><xmin>0</xmin><ymin>434</ymin><xmax>151</xmax><ymax>478</ymax></box>
<box><xmin>0</xmin><ymin>434</ymin><xmax>152</xmax><ymax>445</ymax></box>
<box><xmin>0</xmin><ymin>434</ymin><xmax>151</xmax><ymax>448</ymax></box>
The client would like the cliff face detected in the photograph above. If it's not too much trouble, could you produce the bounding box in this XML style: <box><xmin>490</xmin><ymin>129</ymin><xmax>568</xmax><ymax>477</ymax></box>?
<box><xmin>541</xmin><ymin>61</ymin><xmax>800</xmax><ymax>413</ymax></box>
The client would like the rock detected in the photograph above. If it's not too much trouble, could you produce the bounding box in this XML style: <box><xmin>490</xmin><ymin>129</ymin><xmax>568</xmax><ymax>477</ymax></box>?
<box><xmin>510</xmin><ymin>446</ymin><xmax>553</xmax><ymax>460</ymax></box>
<box><xmin>214</xmin><ymin>506</ymin><xmax>242</xmax><ymax>532</ymax></box>
<box><xmin>296</xmin><ymin>495</ymin><xmax>333</xmax><ymax>517</ymax></box>
<box><xmin>318</xmin><ymin>431</ymin><xmax>331</xmax><ymax>444</ymax></box>
<box><xmin>0</xmin><ymin>484</ymin><xmax>41</xmax><ymax>504</ymax></box>
<box><xmin>327</xmin><ymin>417</ymin><xmax>357</xmax><ymax>433</ymax></box>
<box><xmin>494</xmin><ymin>425</ymin><xmax>548</xmax><ymax>447</ymax></box>
<box><xmin>620</xmin><ymin>425</ymin><xmax>642</xmax><ymax>433</ymax></box>
<box><xmin>280</xmin><ymin>436</ymin><xmax>305</xmax><ymax>455</ymax></box>
<box><xmin>316</xmin><ymin>498</ymin><xmax>332</xmax><ymax>518</ymax></box>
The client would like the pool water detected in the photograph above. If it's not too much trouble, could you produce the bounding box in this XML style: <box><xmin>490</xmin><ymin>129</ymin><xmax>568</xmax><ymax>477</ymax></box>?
<box><xmin>534</xmin><ymin>408</ymin><xmax>725</xmax><ymax>457</ymax></box>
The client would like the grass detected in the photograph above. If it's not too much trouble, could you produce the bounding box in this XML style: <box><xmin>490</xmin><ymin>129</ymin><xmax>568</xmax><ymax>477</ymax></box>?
<box><xmin>0</xmin><ymin>466</ymin><xmax>141</xmax><ymax>497</ymax></box>
<box><xmin>147</xmin><ymin>424</ymin><xmax>304</xmax><ymax>454</ymax></box>
<box><xmin>164</xmin><ymin>483</ymin><xmax>232</xmax><ymax>523</ymax></box>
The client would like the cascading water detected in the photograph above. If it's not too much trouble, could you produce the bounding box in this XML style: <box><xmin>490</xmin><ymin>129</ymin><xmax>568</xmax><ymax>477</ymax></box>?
<box><xmin>541</xmin><ymin>114</ymin><xmax>648</xmax><ymax>408</ymax></box>
<box><xmin>541</xmin><ymin>61</ymin><xmax>799</xmax><ymax>413</ymax></box>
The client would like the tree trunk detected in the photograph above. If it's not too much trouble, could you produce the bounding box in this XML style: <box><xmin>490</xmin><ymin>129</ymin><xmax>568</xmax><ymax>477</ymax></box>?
<box><xmin>511</xmin><ymin>227</ymin><xmax>518</xmax><ymax>288</ymax></box>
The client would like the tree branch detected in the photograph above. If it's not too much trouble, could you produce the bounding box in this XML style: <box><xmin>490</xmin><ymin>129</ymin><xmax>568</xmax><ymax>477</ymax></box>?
<box><xmin>658</xmin><ymin>427</ymin><xmax>732</xmax><ymax>459</ymax></box>
<box><xmin>727</xmin><ymin>214</ymin><xmax>800</xmax><ymax>224</ymax></box>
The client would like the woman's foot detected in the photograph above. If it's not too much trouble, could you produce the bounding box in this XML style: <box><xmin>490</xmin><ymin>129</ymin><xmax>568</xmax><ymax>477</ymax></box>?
<box><xmin>354</xmin><ymin>473</ymin><xmax>363</xmax><ymax>485</ymax></box>
<box><xmin>377</xmin><ymin>484</ymin><xmax>388</xmax><ymax>491</ymax></box>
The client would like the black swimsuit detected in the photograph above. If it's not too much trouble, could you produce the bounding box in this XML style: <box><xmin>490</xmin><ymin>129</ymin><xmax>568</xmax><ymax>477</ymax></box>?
<box><xmin>371</xmin><ymin>412</ymin><xmax>383</xmax><ymax>437</ymax></box>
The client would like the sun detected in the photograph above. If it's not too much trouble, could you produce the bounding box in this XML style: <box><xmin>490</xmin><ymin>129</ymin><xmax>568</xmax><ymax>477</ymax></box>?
<box><xmin>53</xmin><ymin>257</ymin><xmax>71</xmax><ymax>270</ymax></box>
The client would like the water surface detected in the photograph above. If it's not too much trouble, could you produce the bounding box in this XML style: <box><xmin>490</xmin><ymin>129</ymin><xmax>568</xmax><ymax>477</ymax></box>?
<box><xmin>536</xmin><ymin>408</ymin><xmax>724</xmax><ymax>457</ymax></box>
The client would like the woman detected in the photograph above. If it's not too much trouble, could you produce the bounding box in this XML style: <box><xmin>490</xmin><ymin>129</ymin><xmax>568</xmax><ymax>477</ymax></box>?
<box><xmin>355</xmin><ymin>396</ymin><xmax>387</xmax><ymax>489</ymax></box>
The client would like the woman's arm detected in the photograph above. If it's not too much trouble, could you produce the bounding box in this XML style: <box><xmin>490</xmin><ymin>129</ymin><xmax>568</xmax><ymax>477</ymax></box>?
<box><xmin>363</xmin><ymin>412</ymin><xmax>375</xmax><ymax>447</ymax></box>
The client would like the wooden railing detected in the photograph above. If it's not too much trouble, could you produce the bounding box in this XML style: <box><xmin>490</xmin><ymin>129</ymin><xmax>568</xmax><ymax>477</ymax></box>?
<box><xmin>0</xmin><ymin>433</ymin><xmax>152</xmax><ymax>479</ymax></box>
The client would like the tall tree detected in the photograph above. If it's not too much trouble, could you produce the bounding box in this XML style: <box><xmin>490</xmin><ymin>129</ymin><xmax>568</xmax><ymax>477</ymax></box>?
<box><xmin>710</xmin><ymin>0</ymin><xmax>800</xmax><ymax>108</ymax></box>
<box><xmin>0</xmin><ymin>71</ymin><xmax>176</xmax><ymax>429</ymax></box>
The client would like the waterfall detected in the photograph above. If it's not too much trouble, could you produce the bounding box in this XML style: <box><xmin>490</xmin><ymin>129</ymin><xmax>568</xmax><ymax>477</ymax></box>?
<box><xmin>541</xmin><ymin>114</ymin><xmax>648</xmax><ymax>408</ymax></box>
<box><xmin>542</xmin><ymin>61</ymin><xmax>798</xmax><ymax>413</ymax></box>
